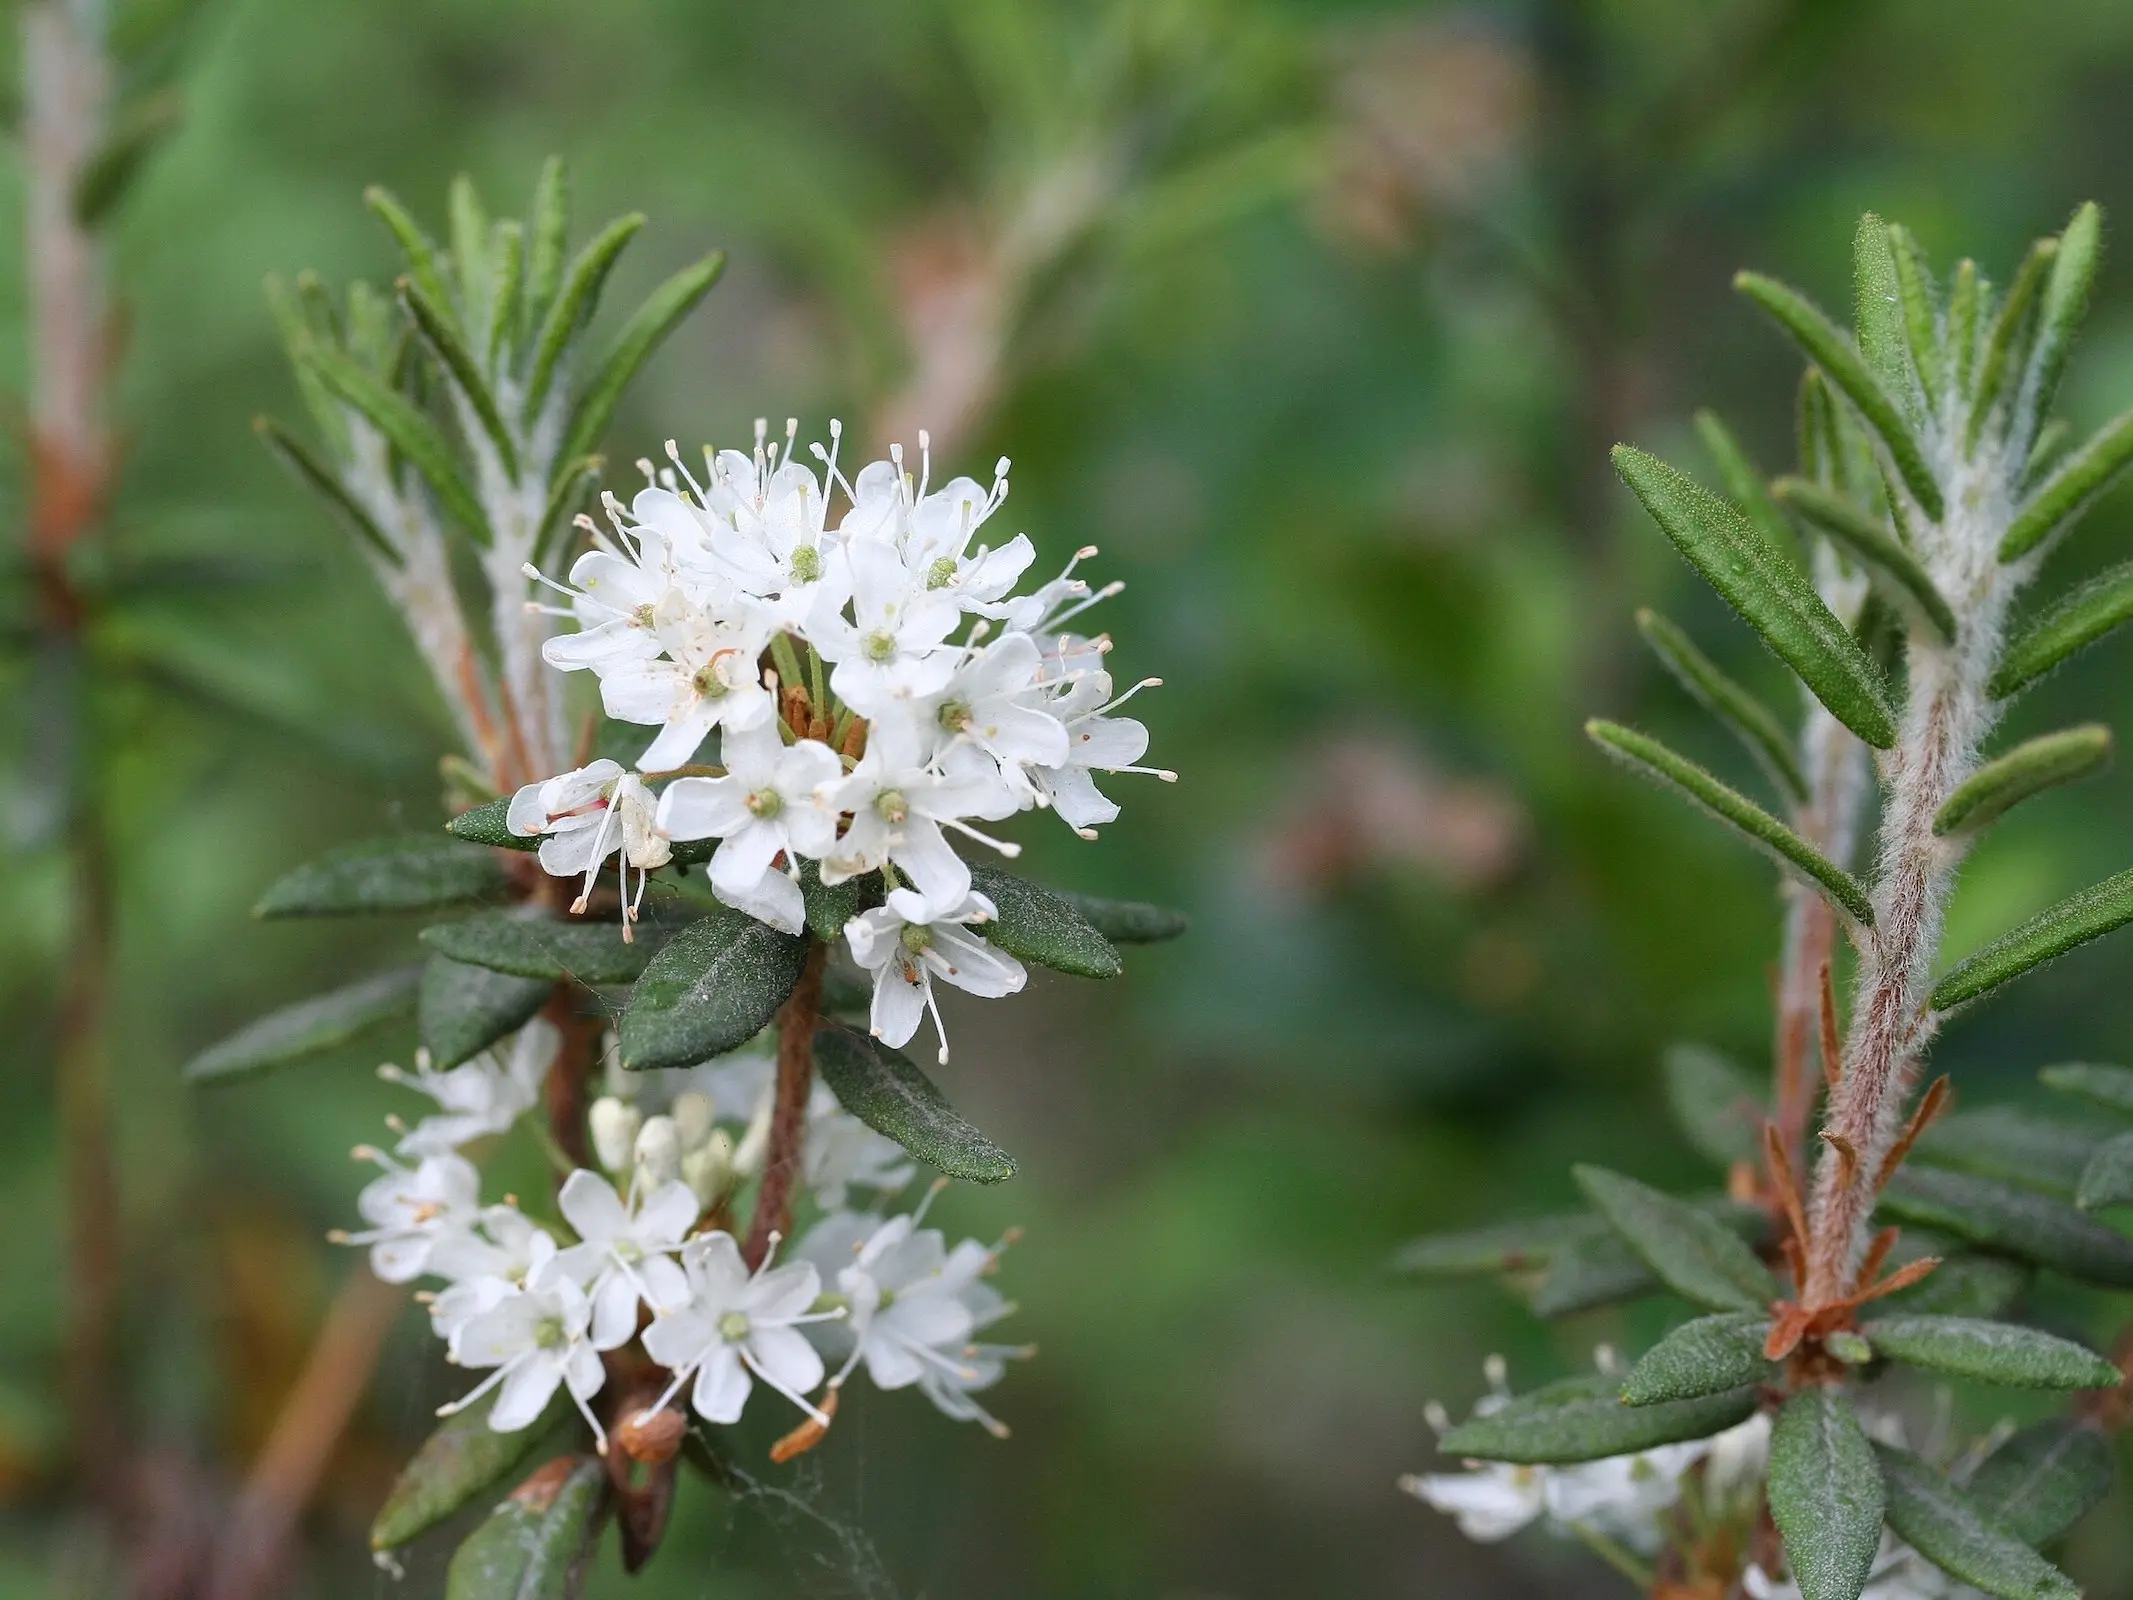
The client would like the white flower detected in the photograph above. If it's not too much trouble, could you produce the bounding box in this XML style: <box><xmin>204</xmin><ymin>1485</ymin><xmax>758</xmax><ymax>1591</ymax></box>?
<box><xmin>918</xmin><ymin>632</ymin><xmax>1068</xmax><ymax>795</ymax></box>
<box><xmin>694</xmin><ymin>442</ymin><xmax>846</xmax><ymax>628</ymax></box>
<box><xmin>426</xmin><ymin>1210</ymin><xmax>557</xmax><ymax>1341</ymax></box>
<box><xmin>340</xmin><ymin>1151</ymin><xmax>483</xmax><ymax>1283</ymax></box>
<box><xmin>552</xmin><ymin>1168</ymin><xmax>696</xmax><ymax>1349</ymax></box>
<box><xmin>1027</xmin><ymin>659</ymin><xmax>1171</xmax><ymax>837</ymax></box>
<box><xmin>598</xmin><ymin>587</ymin><xmax>776</xmax><ymax>771</ymax></box>
<box><xmin>815</xmin><ymin>722</ymin><xmax>1011</xmax><ymax>912</ymax></box>
<box><xmin>441</xmin><ymin>1254</ymin><xmax>608</xmax><ymax>1440</ymax></box>
<box><xmin>811</xmin><ymin>536</ymin><xmax>964</xmax><ymax>714</ymax></box>
<box><xmin>804</xmin><ymin>1105</ymin><xmax>916</xmax><ymax>1208</ymax></box>
<box><xmin>639</xmin><ymin>1232</ymin><xmax>836</xmax><ymax>1425</ymax></box>
<box><xmin>657</xmin><ymin>723</ymin><xmax>843</xmax><ymax>933</ymax></box>
<box><xmin>1400</xmin><ymin>1460</ymin><xmax>1545</xmax><ymax>1542</ymax></box>
<box><xmin>382</xmin><ymin>1021</ymin><xmax>556</xmax><ymax>1156</ymax></box>
<box><xmin>845</xmin><ymin>887</ymin><xmax>1026</xmax><ymax>1063</ymax></box>
<box><xmin>505</xmin><ymin>761</ymin><xmax>671</xmax><ymax>918</ymax></box>
<box><xmin>533</xmin><ymin>507</ymin><xmax>689</xmax><ymax>676</ymax></box>
<box><xmin>588</xmin><ymin>1096</ymin><xmax>643</xmax><ymax>1174</ymax></box>
<box><xmin>898</xmin><ymin>462</ymin><xmax>1033</xmax><ymax>612</ymax></box>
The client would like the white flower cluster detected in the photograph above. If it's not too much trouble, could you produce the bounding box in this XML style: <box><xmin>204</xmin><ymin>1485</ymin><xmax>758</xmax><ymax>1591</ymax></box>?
<box><xmin>338</xmin><ymin>1019</ymin><xmax>1027</xmax><ymax>1446</ymax></box>
<box><xmin>509</xmin><ymin>422</ymin><xmax>1171</xmax><ymax>1063</ymax></box>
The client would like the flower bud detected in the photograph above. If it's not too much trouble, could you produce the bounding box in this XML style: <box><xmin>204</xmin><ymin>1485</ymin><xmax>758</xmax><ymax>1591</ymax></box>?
<box><xmin>588</xmin><ymin>1097</ymin><xmax>643</xmax><ymax>1174</ymax></box>
<box><xmin>683</xmin><ymin>1128</ymin><xmax>735</xmax><ymax>1206</ymax></box>
<box><xmin>634</xmin><ymin>1114</ymin><xmax>682</xmax><ymax>1187</ymax></box>
<box><xmin>670</xmin><ymin>1089</ymin><xmax>716</xmax><ymax>1152</ymax></box>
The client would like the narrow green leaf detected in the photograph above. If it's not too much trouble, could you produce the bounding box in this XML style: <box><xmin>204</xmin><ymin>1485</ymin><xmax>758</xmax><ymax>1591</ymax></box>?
<box><xmin>1950</xmin><ymin>258</ymin><xmax>1982</xmax><ymax>397</ymax></box>
<box><xmin>617</xmin><ymin>908</ymin><xmax>807</xmax><ymax>1071</ymax></box>
<box><xmin>1612</xmin><ymin>446</ymin><xmax>1898</xmax><ymax>748</ymax></box>
<box><xmin>799</xmin><ymin>860</ymin><xmax>879</xmax><ymax>945</ymax></box>
<box><xmin>305</xmin><ymin>345</ymin><xmax>492</xmax><ymax>544</ymax></box>
<box><xmin>422</xmin><ymin>909</ymin><xmax>676</xmax><ymax>986</ymax></box>
<box><xmin>364</xmin><ymin>185</ymin><xmax>454</xmax><ymax>318</ymax></box>
<box><xmin>1887</xmin><ymin>222</ymin><xmax>1943</xmax><ymax>401</ymax></box>
<box><xmin>1055</xmin><ymin>891</ymin><xmax>1188</xmax><ymax>944</ymax></box>
<box><xmin>420</xmin><ymin>956</ymin><xmax>552</xmax><ymax>1071</ymax></box>
<box><xmin>256</xmin><ymin>835</ymin><xmax>507</xmax><ymax>918</ymax></box>
<box><xmin>401</xmin><ymin>275</ymin><xmax>518</xmax><ymax>477</ymax></box>
<box><xmin>1437</xmin><ymin>1371</ymin><xmax>1756</xmax><ymax>1466</ymax></box>
<box><xmin>523</xmin><ymin>157</ymin><xmax>570</xmax><ymax>341</ymax></box>
<box><xmin>525</xmin><ymin>212</ymin><xmax>644</xmax><ymax>422</ymax></box>
<box><xmin>1662</xmin><ymin>1042</ymin><xmax>1769</xmax><ymax>1168</ymax></box>
<box><xmin>1621</xmin><ymin>1312</ymin><xmax>1773</xmax><ymax>1405</ymax></box>
<box><xmin>448</xmin><ymin>173</ymin><xmax>491</xmax><ymax>321</ymax></box>
<box><xmin>1967</xmin><ymin>1420</ymin><xmax>2115</xmax><ymax>1547</ymax></box>
<box><xmin>534</xmin><ymin>454</ymin><xmax>604</xmax><ymax>568</ymax></box>
<box><xmin>1930</xmin><ymin>866</ymin><xmax>2133</xmax><ymax>1011</ymax></box>
<box><xmin>487</xmin><ymin>220</ymin><xmax>523</xmax><ymax>369</ymax></box>
<box><xmin>1574</xmin><ymin>1164</ymin><xmax>1775</xmax><ymax>1312</ymax></box>
<box><xmin>2023</xmin><ymin>418</ymin><xmax>2074</xmax><ymax>491</ymax></box>
<box><xmin>2076</xmin><ymin>1129</ymin><xmax>2133</xmax><ymax>1210</ymax></box>
<box><xmin>1394</xmin><ymin>1212</ymin><xmax>1605</xmax><ymax>1277</ymax></box>
<box><xmin>1521</xmin><ymin>1206</ymin><xmax>1770</xmax><ymax>1318</ymax></box>
<box><xmin>2025</xmin><ymin>203</ymin><xmax>2102</xmax><ymax>437</ymax></box>
<box><xmin>1799</xmin><ymin>366</ymin><xmax>1841</xmax><ymax>487</ymax></box>
<box><xmin>967</xmin><ymin>865</ymin><xmax>1121</xmax><ymax>978</ymax></box>
<box><xmin>448</xmin><ymin>796</ymin><xmax>539</xmax><ymax>852</ymax></box>
<box><xmin>1934</xmin><ymin>726</ymin><xmax>2111</xmax><ymax>837</ymax></box>
<box><xmin>1913</xmin><ymin>1105</ymin><xmax>2106</xmax><ymax>1200</ymax></box>
<box><xmin>2000</xmin><ymin>412</ymin><xmax>2133</xmax><ymax>562</ymax></box>
<box><xmin>1635</xmin><ymin>610</ymin><xmax>1806</xmax><ymax>803</ymax></box>
<box><xmin>557</xmin><ymin>252</ymin><xmax>726</xmax><ymax>469</ymax></box>
<box><xmin>72</xmin><ymin>89</ymin><xmax>183</xmax><ymax>226</ymax></box>
<box><xmin>444</xmin><ymin>1455</ymin><xmax>606</xmax><ymax>1600</ymax></box>
<box><xmin>372</xmin><ymin>1389</ymin><xmax>560</xmax><ymax>1551</ymax></box>
<box><xmin>1773</xmin><ymin>476</ymin><xmax>1957</xmax><ymax>642</ymax></box>
<box><xmin>2040</xmin><ymin>1060</ymin><xmax>2133</xmax><ymax>1113</ymax></box>
<box><xmin>1883</xmin><ymin>1253</ymin><xmax>2030</xmax><ymax>1319</ymax></box>
<box><xmin>1769</xmin><ymin>1389</ymin><xmax>1886</xmax><ymax>1600</ymax></box>
<box><xmin>812</xmin><ymin>1022</ymin><xmax>1016</xmax><ymax>1183</ymax></box>
<box><xmin>182</xmin><ymin>965</ymin><xmax>421</xmax><ymax>1083</ymax></box>
<box><xmin>1588</xmin><ymin>720</ymin><xmax>1875</xmax><ymax>927</ymax></box>
<box><xmin>1879</xmin><ymin>1166</ymin><xmax>2133</xmax><ymax>1288</ymax></box>
<box><xmin>1694</xmin><ymin>409</ymin><xmax>1798</xmax><ymax>555</ymax></box>
<box><xmin>1855</xmin><ymin>212</ymin><xmax>1918</xmax><ymax>422</ymax></box>
<box><xmin>1876</xmin><ymin>1444</ymin><xmax>2081</xmax><ymax>1600</ymax></box>
<box><xmin>1735</xmin><ymin>272</ymin><xmax>1944</xmax><ymax>521</ymax></box>
<box><xmin>1967</xmin><ymin>238</ymin><xmax>2057</xmax><ymax>455</ymax></box>
<box><xmin>1860</xmin><ymin>1315</ymin><xmax>2122</xmax><ymax>1390</ymax></box>
<box><xmin>253</xmin><ymin>415</ymin><xmax>399</xmax><ymax>566</ymax></box>
<box><xmin>1992</xmin><ymin>560</ymin><xmax>2133</xmax><ymax>696</ymax></box>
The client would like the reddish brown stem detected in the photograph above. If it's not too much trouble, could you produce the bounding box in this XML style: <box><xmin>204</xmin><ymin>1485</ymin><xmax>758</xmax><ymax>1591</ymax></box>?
<box><xmin>744</xmin><ymin>942</ymin><xmax>827</xmax><ymax>1269</ymax></box>
<box><xmin>544</xmin><ymin>984</ymin><xmax>601</xmax><ymax>1173</ymax></box>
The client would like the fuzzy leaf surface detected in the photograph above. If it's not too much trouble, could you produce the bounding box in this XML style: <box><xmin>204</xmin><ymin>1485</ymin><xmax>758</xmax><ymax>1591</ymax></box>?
<box><xmin>811</xmin><ymin>1023</ymin><xmax>1016</xmax><ymax>1183</ymax></box>
<box><xmin>1880</xmin><ymin>1166</ymin><xmax>2133</xmax><ymax>1288</ymax></box>
<box><xmin>1991</xmin><ymin>560</ymin><xmax>2133</xmax><ymax>696</ymax></box>
<box><xmin>1635</xmin><ymin>609</ymin><xmax>1806</xmax><ymax>802</ymax></box>
<box><xmin>799</xmin><ymin>860</ymin><xmax>879</xmax><ymax>945</ymax></box>
<box><xmin>372</xmin><ymin>1390</ymin><xmax>560</xmax><ymax>1551</ymax></box>
<box><xmin>1437</xmin><ymin>1371</ymin><xmax>1756</xmax><ymax>1466</ymax></box>
<box><xmin>1913</xmin><ymin>1106</ymin><xmax>2107</xmax><ymax>1200</ymax></box>
<box><xmin>422</xmin><ymin>909</ymin><xmax>676</xmax><ymax>986</ymax></box>
<box><xmin>1694</xmin><ymin>408</ymin><xmax>1799</xmax><ymax>555</ymax></box>
<box><xmin>1967</xmin><ymin>1420</ymin><xmax>2115</xmax><ymax>1547</ymax></box>
<box><xmin>420</xmin><ymin>957</ymin><xmax>552</xmax><ymax>1070</ymax></box>
<box><xmin>1663</xmin><ymin>1042</ymin><xmax>1769</xmax><ymax>1168</ymax></box>
<box><xmin>2040</xmin><ymin>1061</ymin><xmax>2133</xmax><ymax>1113</ymax></box>
<box><xmin>618</xmin><ymin>909</ymin><xmax>806</xmax><ymax>1071</ymax></box>
<box><xmin>255</xmin><ymin>835</ymin><xmax>507</xmax><ymax>918</ymax></box>
<box><xmin>1769</xmin><ymin>1388</ymin><xmax>1886</xmax><ymax>1600</ymax></box>
<box><xmin>1574</xmin><ymin>1165</ymin><xmax>1775</xmax><ymax>1312</ymax></box>
<box><xmin>968</xmin><ymin>865</ymin><xmax>1122</xmax><ymax>978</ymax></box>
<box><xmin>183</xmin><ymin>965</ymin><xmax>420</xmax><ymax>1082</ymax></box>
<box><xmin>1934</xmin><ymin>727</ymin><xmax>2111</xmax><ymax>837</ymax></box>
<box><xmin>2024</xmin><ymin>204</ymin><xmax>2102</xmax><ymax>436</ymax></box>
<box><xmin>1884</xmin><ymin>1254</ymin><xmax>2030</xmax><ymax>1319</ymax></box>
<box><xmin>2076</xmin><ymin>1129</ymin><xmax>2133</xmax><ymax>1210</ymax></box>
<box><xmin>444</xmin><ymin>1455</ymin><xmax>606</xmax><ymax>1600</ymax></box>
<box><xmin>1876</xmin><ymin>1444</ymin><xmax>2080</xmax><ymax>1600</ymax></box>
<box><xmin>1859</xmin><ymin>1315</ymin><xmax>2122</xmax><ymax>1390</ymax></box>
<box><xmin>448</xmin><ymin>797</ymin><xmax>540</xmax><ymax>851</ymax></box>
<box><xmin>305</xmin><ymin>345</ymin><xmax>490</xmax><ymax>544</ymax></box>
<box><xmin>1621</xmin><ymin>1313</ymin><xmax>1773</xmax><ymax>1405</ymax></box>
<box><xmin>1055</xmin><ymin>890</ymin><xmax>1189</xmax><ymax>944</ymax></box>
<box><xmin>1931</xmin><ymin>867</ymin><xmax>2133</xmax><ymax>1011</ymax></box>
<box><xmin>1773</xmin><ymin>476</ymin><xmax>1957</xmax><ymax>642</ymax></box>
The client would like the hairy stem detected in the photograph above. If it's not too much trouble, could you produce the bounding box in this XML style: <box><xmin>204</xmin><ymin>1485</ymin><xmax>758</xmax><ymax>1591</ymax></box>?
<box><xmin>744</xmin><ymin>942</ymin><xmax>828</xmax><ymax>1269</ymax></box>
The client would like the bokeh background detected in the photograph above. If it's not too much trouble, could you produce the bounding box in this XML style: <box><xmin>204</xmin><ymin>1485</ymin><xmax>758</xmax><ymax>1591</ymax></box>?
<box><xmin>10</xmin><ymin>0</ymin><xmax>2133</xmax><ymax>1593</ymax></box>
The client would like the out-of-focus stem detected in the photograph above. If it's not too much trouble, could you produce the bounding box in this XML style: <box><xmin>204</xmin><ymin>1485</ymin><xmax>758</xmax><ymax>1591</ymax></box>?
<box><xmin>744</xmin><ymin>942</ymin><xmax>827</xmax><ymax>1269</ymax></box>
<box><xmin>543</xmin><ymin>985</ymin><xmax>600</xmax><ymax>1175</ymax></box>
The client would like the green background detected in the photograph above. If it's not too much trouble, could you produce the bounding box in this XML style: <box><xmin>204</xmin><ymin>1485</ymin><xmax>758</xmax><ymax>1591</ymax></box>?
<box><xmin>10</xmin><ymin>0</ymin><xmax>2133</xmax><ymax>1592</ymax></box>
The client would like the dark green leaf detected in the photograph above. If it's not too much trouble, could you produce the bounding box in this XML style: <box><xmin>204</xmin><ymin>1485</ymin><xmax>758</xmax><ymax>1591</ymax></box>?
<box><xmin>1933</xmin><ymin>727</ymin><xmax>2111</xmax><ymax>837</ymax></box>
<box><xmin>255</xmin><ymin>835</ymin><xmax>507</xmax><ymax>918</ymax></box>
<box><xmin>1621</xmin><ymin>1313</ymin><xmax>1773</xmax><ymax>1405</ymax></box>
<box><xmin>525</xmin><ymin>213</ymin><xmax>643</xmax><ymax>421</ymax></box>
<box><xmin>1437</xmin><ymin>1371</ymin><xmax>1756</xmax><ymax>1466</ymax></box>
<box><xmin>799</xmin><ymin>859</ymin><xmax>879</xmax><ymax>945</ymax></box>
<box><xmin>72</xmin><ymin>89</ymin><xmax>183</xmax><ymax>226</ymax></box>
<box><xmin>364</xmin><ymin>185</ymin><xmax>454</xmax><ymax>322</ymax></box>
<box><xmin>1587</xmin><ymin>721</ymin><xmax>1874</xmax><ymax>926</ymax></box>
<box><xmin>522</xmin><ymin>157</ymin><xmax>570</xmax><ymax>341</ymax></box>
<box><xmin>401</xmin><ymin>275</ymin><xmax>518</xmax><ymax>477</ymax></box>
<box><xmin>558</xmin><ymin>252</ymin><xmax>727</xmax><ymax>469</ymax></box>
<box><xmin>1913</xmin><ymin>1106</ymin><xmax>2107</xmax><ymax>1200</ymax></box>
<box><xmin>1855</xmin><ymin>211</ymin><xmax>1919</xmax><ymax>423</ymax></box>
<box><xmin>2076</xmin><ymin>1129</ymin><xmax>2133</xmax><ymax>1210</ymax></box>
<box><xmin>2041</xmin><ymin>1061</ymin><xmax>2133</xmax><ymax>1113</ymax></box>
<box><xmin>1613</xmin><ymin>446</ymin><xmax>1898</xmax><ymax>748</ymax></box>
<box><xmin>1054</xmin><ymin>890</ymin><xmax>1189</xmax><ymax>944</ymax></box>
<box><xmin>1991</xmin><ymin>559</ymin><xmax>2133</xmax><ymax>696</ymax></box>
<box><xmin>444</xmin><ymin>1455</ymin><xmax>607</xmax><ymax>1600</ymax></box>
<box><xmin>305</xmin><ymin>344</ymin><xmax>492</xmax><ymax>545</ymax></box>
<box><xmin>421</xmin><ymin>909</ymin><xmax>675</xmax><ymax>986</ymax></box>
<box><xmin>812</xmin><ymin>1022</ymin><xmax>1016</xmax><ymax>1183</ymax></box>
<box><xmin>2023</xmin><ymin>419</ymin><xmax>2074</xmax><ymax>491</ymax></box>
<box><xmin>448</xmin><ymin>797</ymin><xmax>539</xmax><ymax>851</ymax></box>
<box><xmin>617</xmin><ymin>909</ymin><xmax>806</xmax><ymax>1071</ymax></box>
<box><xmin>1967</xmin><ymin>238</ymin><xmax>2056</xmax><ymax>456</ymax></box>
<box><xmin>1694</xmin><ymin>408</ymin><xmax>1799</xmax><ymax>555</ymax></box>
<box><xmin>1734</xmin><ymin>272</ymin><xmax>1944</xmax><ymax>521</ymax></box>
<box><xmin>1879</xmin><ymin>1166</ymin><xmax>2133</xmax><ymax>1288</ymax></box>
<box><xmin>253</xmin><ymin>414</ymin><xmax>400</xmax><ymax>566</ymax></box>
<box><xmin>1574</xmin><ymin>1164</ymin><xmax>1776</xmax><ymax>1312</ymax></box>
<box><xmin>1769</xmin><ymin>1388</ymin><xmax>1886</xmax><ymax>1600</ymax></box>
<box><xmin>182</xmin><ymin>965</ymin><xmax>420</xmax><ymax>1083</ymax></box>
<box><xmin>2002</xmin><ymin>411</ymin><xmax>2133</xmax><ymax>563</ymax></box>
<box><xmin>448</xmin><ymin>174</ymin><xmax>491</xmax><ymax>317</ymax></box>
<box><xmin>1662</xmin><ymin>1042</ymin><xmax>1769</xmax><ymax>1168</ymax></box>
<box><xmin>1883</xmin><ymin>1253</ymin><xmax>2030</xmax><ymax>1318</ymax></box>
<box><xmin>1950</xmin><ymin>258</ymin><xmax>1982</xmax><ymax>396</ymax></box>
<box><xmin>1930</xmin><ymin>867</ymin><xmax>2133</xmax><ymax>1011</ymax></box>
<box><xmin>486</xmin><ymin>220</ymin><xmax>523</xmax><ymax>368</ymax></box>
<box><xmin>1527</xmin><ymin>1230</ymin><xmax>1663</xmax><ymax>1317</ymax></box>
<box><xmin>1887</xmin><ymin>222</ymin><xmax>1942</xmax><ymax>400</ymax></box>
<box><xmin>967</xmin><ymin>865</ymin><xmax>1121</xmax><ymax>978</ymax></box>
<box><xmin>372</xmin><ymin>1389</ymin><xmax>560</xmax><ymax>1551</ymax></box>
<box><xmin>421</xmin><ymin>956</ymin><xmax>552</xmax><ymax>1071</ymax></box>
<box><xmin>1859</xmin><ymin>1315</ymin><xmax>2122</xmax><ymax>1390</ymax></box>
<box><xmin>1876</xmin><ymin>1444</ymin><xmax>2080</xmax><ymax>1600</ymax></box>
<box><xmin>1773</xmin><ymin>476</ymin><xmax>1957</xmax><ymax>643</ymax></box>
<box><xmin>1968</xmin><ymin>1420</ymin><xmax>2114</xmax><ymax>1547</ymax></box>
<box><xmin>1394</xmin><ymin>1212</ymin><xmax>1606</xmax><ymax>1277</ymax></box>
<box><xmin>1635</xmin><ymin>609</ymin><xmax>1807</xmax><ymax>803</ymax></box>
<box><xmin>2024</xmin><ymin>203</ymin><xmax>2102</xmax><ymax>438</ymax></box>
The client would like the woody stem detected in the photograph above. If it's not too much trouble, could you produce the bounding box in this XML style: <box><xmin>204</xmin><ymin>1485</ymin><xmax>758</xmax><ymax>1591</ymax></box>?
<box><xmin>744</xmin><ymin>940</ymin><xmax>828</xmax><ymax>1269</ymax></box>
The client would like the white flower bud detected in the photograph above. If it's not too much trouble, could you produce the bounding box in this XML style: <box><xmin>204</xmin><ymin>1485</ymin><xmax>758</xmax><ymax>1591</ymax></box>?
<box><xmin>670</xmin><ymin>1090</ymin><xmax>716</xmax><ymax>1152</ymax></box>
<box><xmin>588</xmin><ymin>1097</ymin><xmax>643</xmax><ymax>1174</ymax></box>
<box><xmin>634</xmin><ymin>1114</ymin><xmax>682</xmax><ymax>1187</ymax></box>
<box><xmin>682</xmin><ymin>1128</ymin><xmax>736</xmax><ymax>1206</ymax></box>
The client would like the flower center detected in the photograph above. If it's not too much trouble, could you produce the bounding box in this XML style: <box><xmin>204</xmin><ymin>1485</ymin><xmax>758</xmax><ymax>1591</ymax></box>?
<box><xmin>533</xmin><ymin>1316</ymin><xmax>566</xmax><ymax>1350</ymax></box>
<box><xmin>925</xmin><ymin>556</ymin><xmax>958</xmax><ymax>590</ymax></box>
<box><xmin>614</xmin><ymin>1239</ymin><xmax>643</xmax><ymax>1265</ymax></box>
<box><xmin>633</xmin><ymin>603</ymin><xmax>656</xmax><ymax>626</ymax></box>
<box><xmin>746</xmin><ymin>788</ymin><xmax>783</xmax><ymax>819</ymax></box>
<box><xmin>873</xmin><ymin>789</ymin><xmax>908</xmax><ymax>825</ymax></box>
<box><xmin>789</xmin><ymin>545</ymin><xmax>822</xmax><ymax>584</ymax></box>
<box><xmin>717</xmin><ymin>1310</ymin><xmax>752</xmax><ymax>1342</ymax></box>
<box><xmin>936</xmin><ymin>699</ymin><xmax>974</xmax><ymax>734</ymax></box>
<box><xmin>863</xmin><ymin>628</ymin><xmax>898</xmax><ymax>663</ymax></box>
<box><xmin>899</xmin><ymin>924</ymin><xmax>932</xmax><ymax>955</ymax></box>
<box><xmin>692</xmin><ymin>664</ymin><xmax>731</xmax><ymax>699</ymax></box>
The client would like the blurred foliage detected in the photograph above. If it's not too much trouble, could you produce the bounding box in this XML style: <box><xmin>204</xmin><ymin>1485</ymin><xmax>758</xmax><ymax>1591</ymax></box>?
<box><xmin>12</xmin><ymin>0</ymin><xmax>2133</xmax><ymax>1593</ymax></box>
